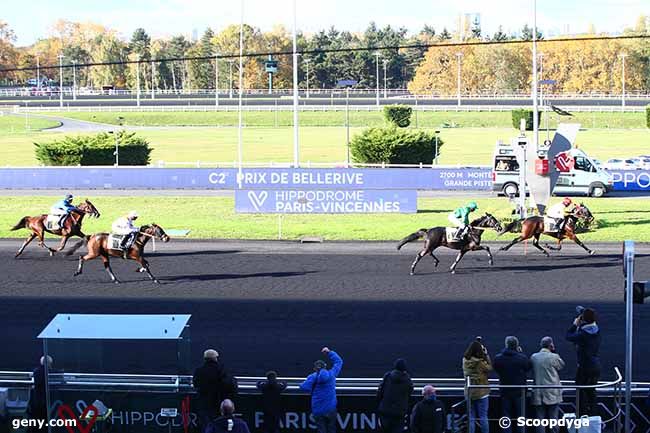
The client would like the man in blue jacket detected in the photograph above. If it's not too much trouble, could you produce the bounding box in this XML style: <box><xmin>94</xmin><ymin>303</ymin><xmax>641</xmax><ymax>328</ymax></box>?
<box><xmin>566</xmin><ymin>308</ymin><xmax>601</xmax><ymax>416</ymax></box>
<box><xmin>299</xmin><ymin>347</ymin><xmax>343</xmax><ymax>433</ymax></box>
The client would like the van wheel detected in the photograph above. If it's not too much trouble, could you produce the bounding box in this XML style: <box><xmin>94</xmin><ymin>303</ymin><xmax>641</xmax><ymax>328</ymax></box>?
<box><xmin>589</xmin><ymin>183</ymin><xmax>605</xmax><ymax>198</ymax></box>
<box><xmin>503</xmin><ymin>183</ymin><xmax>519</xmax><ymax>196</ymax></box>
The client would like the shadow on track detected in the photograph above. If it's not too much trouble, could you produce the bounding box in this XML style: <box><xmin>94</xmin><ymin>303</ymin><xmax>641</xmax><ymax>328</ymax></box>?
<box><xmin>148</xmin><ymin>249</ymin><xmax>241</xmax><ymax>258</ymax></box>
<box><xmin>161</xmin><ymin>270</ymin><xmax>317</xmax><ymax>282</ymax></box>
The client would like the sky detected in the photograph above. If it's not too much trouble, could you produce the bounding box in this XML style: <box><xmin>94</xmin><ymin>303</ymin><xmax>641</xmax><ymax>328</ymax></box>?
<box><xmin>4</xmin><ymin>0</ymin><xmax>648</xmax><ymax>46</ymax></box>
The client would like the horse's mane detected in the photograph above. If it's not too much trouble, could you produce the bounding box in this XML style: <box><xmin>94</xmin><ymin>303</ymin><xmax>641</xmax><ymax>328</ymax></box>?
<box><xmin>470</xmin><ymin>214</ymin><xmax>490</xmax><ymax>226</ymax></box>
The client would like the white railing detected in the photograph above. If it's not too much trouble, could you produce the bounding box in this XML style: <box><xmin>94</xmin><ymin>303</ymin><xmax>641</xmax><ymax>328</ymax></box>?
<box><xmin>15</xmin><ymin>104</ymin><xmax>647</xmax><ymax>113</ymax></box>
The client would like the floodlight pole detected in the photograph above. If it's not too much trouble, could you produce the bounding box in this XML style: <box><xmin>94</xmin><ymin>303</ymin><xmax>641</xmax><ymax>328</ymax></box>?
<box><xmin>624</xmin><ymin>240</ymin><xmax>634</xmax><ymax>433</ymax></box>
<box><xmin>383</xmin><ymin>59</ymin><xmax>388</xmax><ymax>99</ymax></box>
<box><xmin>229</xmin><ymin>60</ymin><xmax>234</xmax><ymax>99</ymax></box>
<box><xmin>292</xmin><ymin>0</ymin><xmax>300</xmax><ymax>167</ymax></box>
<box><xmin>620</xmin><ymin>53</ymin><xmax>627</xmax><ymax>110</ymax></box>
<box><xmin>305</xmin><ymin>58</ymin><xmax>311</xmax><ymax>98</ymax></box>
<box><xmin>532</xmin><ymin>0</ymin><xmax>539</xmax><ymax>154</ymax></box>
<box><xmin>136</xmin><ymin>56</ymin><xmax>141</xmax><ymax>107</ymax></box>
<box><xmin>72</xmin><ymin>60</ymin><xmax>77</xmax><ymax>101</ymax></box>
<box><xmin>215</xmin><ymin>52</ymin><xmax>219</xmax><ymax>106</ymax></box>
<box><xmin>151</xmin><ymin>60</ymin><xmax>155</xmax><ymax>100</ymax></box>
<box><xmin>58</xmin><ymin>54</ymin><xmax>64</xmax><ymax>108</ymax></box>
<box><xmin>374</xmin><ymin>51</ymin><xmax>381</xmax><ymax>107</ymax></box>
<box><xmin>456</xmin><ymin>52</ymin><xmax>463</xmax><ymax>106</ymax></box>
<box><xmin>36</xmin><ymin>56</ymin><xmax>40</xmax><ymax>90</ymax></box>
<box><xmin>237</xmin><ymin>0</ymin><xmax>244</xmax><ymax>187</ymax></box>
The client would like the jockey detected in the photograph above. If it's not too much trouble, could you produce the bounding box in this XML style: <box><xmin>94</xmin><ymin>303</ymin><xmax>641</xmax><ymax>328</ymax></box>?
<box><xmin>547</xmin><ymin>197</ymin><xmax>577</xmax><ymax>232</ymax></box>
<box><xmin>111</xmin><ymin>211</ymin><xmax>139</xmax><ymax>257</ymax></box>
<box><xmin>448</xmin><ymin>201</ymin><xmax>478</xmax><ymax>240</ymax></box>
<box><xmin>50</xmin><ymin>194</ymin><xmax>79</xmax><ymax>228</ymax></box>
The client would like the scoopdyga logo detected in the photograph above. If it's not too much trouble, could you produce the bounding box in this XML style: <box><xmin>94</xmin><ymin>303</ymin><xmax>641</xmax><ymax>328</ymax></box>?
<box><xmin>57</xmin><ymin>404</ymin><xmax>98</xmax><ymax>433</ymax></box>
<box><xmin>247</xmin><ymin>191</ymin><xmax>268</xmax><ymax>211</ymax></box>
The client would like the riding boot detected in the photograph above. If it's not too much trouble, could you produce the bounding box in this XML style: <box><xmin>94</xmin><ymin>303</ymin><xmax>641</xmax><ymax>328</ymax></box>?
<box><xmin>120</xmin><ymin>235</ymin><xmax>131</xmax><ymax>259</ymax></box>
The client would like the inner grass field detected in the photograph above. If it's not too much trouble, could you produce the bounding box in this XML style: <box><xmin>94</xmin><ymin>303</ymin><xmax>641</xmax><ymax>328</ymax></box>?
<box><xmin>2</xmin><ymin>196</ymin><xmax>648</xmax><ymax>242</ymax></box>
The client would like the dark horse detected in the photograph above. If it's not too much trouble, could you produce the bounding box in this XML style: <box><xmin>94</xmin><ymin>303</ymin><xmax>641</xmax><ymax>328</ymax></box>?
<box><xmin>397</xmin><ymin>213</ymin><xmax>503</xmax><ymax>275</ymax></box>
<box><xmin>498</xmin><ymin>204</ymin><xmax>595</xmax><ymax>256</ymax></box>
<box><xmin>11</xmin><ymin>199</ymin><xmax>100</xmax><ymax>258</ymax></box>
<box><xmin>73</xmin><ymin>224</ymin><xmax>170</xmax><ymax>284</ymax></box>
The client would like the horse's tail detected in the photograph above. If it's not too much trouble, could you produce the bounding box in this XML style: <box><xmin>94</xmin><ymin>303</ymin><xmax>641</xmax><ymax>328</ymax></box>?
<box><xmin>11</xmin><ymin>216</ymin><xmax>29</xmax><ymax>231</ymax></box>
<box><xmin>497</xmin><ymin>220</ymin><xmax>521</xmax><ymax>237</ymax></box>
<box><xmin>396</xmin><ymin>228</ymin><xmax>428</xmax><ymax>250</ymax></box>
<box><xmin>65</xmin><ymin>235</ymin><xmax>91</xmax><ymax>256</ymax></box>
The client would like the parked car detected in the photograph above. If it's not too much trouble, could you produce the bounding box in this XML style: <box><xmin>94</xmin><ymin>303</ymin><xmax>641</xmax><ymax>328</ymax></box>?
<box><xmin>603</xmin><ymin>159</ymin><xmax>636</xmax><ymax>171</ymax></box>
<box><xmin>629</xmin><ymin>157</ymin><xmax>650</xmax><ymax>170</ymax></box>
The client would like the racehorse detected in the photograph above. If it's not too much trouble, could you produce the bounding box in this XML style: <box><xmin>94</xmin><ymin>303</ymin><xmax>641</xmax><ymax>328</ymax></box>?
<box><xmin>397</xmin><ymin>213</ymin><xmax>503</xmax><ymax>275</ymax></box>
<box><xmin>498</xmin><ymin>204</ymin><xmax>595</xmax><ymax>256</ymax></box>
<box><xmin>73</xmin><ymin>224</ymin><xmax>170</xmax><ymax>284</ymax></box>
<box><xmin>11</xmin><ymin>199</ymin><xmax>100</xmax><ymax>258</ymax></box>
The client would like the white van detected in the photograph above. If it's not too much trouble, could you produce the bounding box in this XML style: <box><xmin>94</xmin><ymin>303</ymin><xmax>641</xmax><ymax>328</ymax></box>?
<box><xmin>492</xmin><ymin>144</ymin><xmax>613</xmax><ymax>197</ymax></box>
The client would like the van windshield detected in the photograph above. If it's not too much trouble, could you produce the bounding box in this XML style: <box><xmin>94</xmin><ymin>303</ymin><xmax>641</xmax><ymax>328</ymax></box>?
<box><xmin>495</xmin><ymin>156</ymin><xmax>519</xmax><ymax>172</ymax></box>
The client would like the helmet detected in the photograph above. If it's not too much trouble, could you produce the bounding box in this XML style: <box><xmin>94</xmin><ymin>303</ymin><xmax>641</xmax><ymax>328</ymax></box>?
<box><xmin>562</xmin><ymin>197</ymin><xmax>572</xmax><ymax>206</ymax></box>
<box><xmin>467</xmin><ymin>201</ymin><xmax>478</xmax><ymax>210</ymax></box>
<box><xmin>64</xmin><ymin>194</ymin><xmax>73</xmax><ymax>202</ymax></box>
<box><xmin>127</xmin><ymin>210</ymin><xmax>138</xmax><ymax>219</ymax></box>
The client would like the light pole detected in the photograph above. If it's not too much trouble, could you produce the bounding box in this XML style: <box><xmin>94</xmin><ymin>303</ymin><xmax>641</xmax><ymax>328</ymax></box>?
<box><xmin>136</xmin><ymin>56</ymin><xmax>141</xmax><ymax>107</ymax></box>
<box><xmin>434</xmin><ymin>130</ymin><xmax>441</xmax><ymax>164</ymax></box>
<box><xmin>383</xmin><ymin>59</ymin><xmax>388</xmax><ymax>99</ymax></box>
<box><xmin>228</xmin><ymin>60</ymin><xmax>234</xmax><ymax>99</ymax></box>
<box><xmin>374</xmin><ymin>51</ymin><xmax>381</xmax><ymax>107</ymax></box>
<box><xmin>292</xmin><ymin>0</ymin><xmax>299</xmax><ymax>167</ymax></box>
<box><xmin>620</xmin><ymin>52</ymin><xmax>627</xmax><ymax>109</ymax></box>
<box><xmin>151</xmin><ymin>60</ymin><xmax>155</xmax><ymax>100</ymax></box>
<box><xmin>304</xmin><ymin>58</ymin><xmax>311</xmax><ymax>98</ymax></box>
<box><xmin>36</xmin><ymin>56</ymin><xmax>40</xmax><ymax>90</ymax></box>
<box><xmin>71</xmin><ymin>60</ymin><xmax>77</xmax><ymax>101</ymax></box>
<box><xmin>214</xmin><ymin>52</ymin><xmax>219</xmax><ymax>106</ymax></box>
<box><xmin>456</xmin><ymin>52</ymin><xmax>463</xmax><ymax>106</ymax></box>
<box><xmin>532</xmin><ymin>0</ymin><xmax>539</xmax><ymax>154</ymax></box>
<box><xmin>58</xmin><ymin>54</ymin><xmax>64</xmax><ymax>108</ymax></box>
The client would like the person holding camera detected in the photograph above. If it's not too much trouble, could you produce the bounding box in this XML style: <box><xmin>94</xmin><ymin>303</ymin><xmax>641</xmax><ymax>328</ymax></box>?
<box><xmin>299</xmin><ymin>347</ymin><xmax>343</xmax><ymax>433</ymax></box>
<box><xmin>530</xmin><ymin>337</ymin><xmax>565</xmax><ymax>433</ymax></box>
<box><xmin>493</xmin><ymin>336</ymin><xmax>532</xmax><ymax>433</ymax></box>
<box><xmin>566</xmin><ymin>307</ymin><xmax>601</xmax><ymax>416</ymax></box>
<box><xmin>462</xmin><ymin>337</ymin><xmax>492</xmax><ymax>433</ymax></box>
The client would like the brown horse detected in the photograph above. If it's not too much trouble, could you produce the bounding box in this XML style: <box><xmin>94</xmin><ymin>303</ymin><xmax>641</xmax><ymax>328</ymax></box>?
<box><xmin>11</xmin><ymin>199</ymin><xmax>100</xmax><ymax>258</ymax></box>
<box><xmin>397</xmin><ymin>213</ymin><xmax>503</xmax><ymax>275</ymax></box>
<box><xmin>498</xmin><ymin>204</ymin><xmax>595</xmax><ymax>256</ymax></box>
<box><xmin>73</xmin><ymin>224</ymin><xmax>170</xmax><ymax>284</ymax></box>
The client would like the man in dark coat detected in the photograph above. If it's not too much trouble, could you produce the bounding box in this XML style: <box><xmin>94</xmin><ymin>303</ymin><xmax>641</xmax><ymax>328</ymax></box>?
<box><xmin>205</xmin><ymin>400</ymin><xmax>251</xmax><ymax>433</ymax></box>
<box><xmin>410</xmin><ymin>385</ymin><xmax>446</xmax><ymax>433</ymax></box>
<box><xmin>256</xmin><ymin>371</ymin><xmax>287</xmax><ymax>433</ymax></box>
<box><xmin>377</xmin><ymin>359</ymin><xmax>414</xmax><ymax>433</ymax></box>
<box><xmin>493</xmin><ymin>336</ymin><xmax>532</xmax><ymax>433</ymax></box>
<box><xmin>193</xmin><ymin>350</ymin><xmax>236</xmax><ymax>433</ymax></box>
<box><xmin>27</xmin><ymin>356</ymin><xmax>52</xmax><ymax>433</ymax></box>
<box><xmin>566</xmin><ymin>308</ymin><xmax>601</xmax><ymax>416</ymax></box>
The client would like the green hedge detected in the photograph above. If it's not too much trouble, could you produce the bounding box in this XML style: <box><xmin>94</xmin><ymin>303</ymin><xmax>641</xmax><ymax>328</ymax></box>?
<box><xmin>34</xmin><ymin>131</ymin><xmax>152</xmax><ymax>166</ymax></box>
<box><xmin>351</xmin><ymin>126</ymin><xmax>442</xmax><ymax>164</ymax></box>
<box><xmin>511</xmin><ymin>109</ymin><xmax>541</xmax><ymax>130</ymax></box>
<box><xmin>646</xmin><ymin>105</ymin><xmax>649</xmax><ymax>128</ymax></box>
<box><xmin>383</xmin><ymin>105</ymin><xmax>413</xmax><ymax>127</ymax></box>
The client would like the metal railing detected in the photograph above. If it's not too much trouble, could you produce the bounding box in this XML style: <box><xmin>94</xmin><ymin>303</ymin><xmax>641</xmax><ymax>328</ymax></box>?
<box><xmin>452</xmin><ymin>367</ymin><xmax>624</xmax><ymax>433</ymax></box>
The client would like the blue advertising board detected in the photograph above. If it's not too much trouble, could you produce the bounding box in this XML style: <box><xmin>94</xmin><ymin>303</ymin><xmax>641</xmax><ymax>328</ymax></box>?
<box><xmin>235</xmin><ymin>189</ymin><xmax>417</xmax><ymax>213</ymax></box>
<box><xmin>608</xmin><ymin>170</ymin><xmax>650</xmax><ymax>191</ymax></box>
<box><xmin>0</xmin><ymin>167</ymin><xmax>493</xmax><ymax>190</ymax></box>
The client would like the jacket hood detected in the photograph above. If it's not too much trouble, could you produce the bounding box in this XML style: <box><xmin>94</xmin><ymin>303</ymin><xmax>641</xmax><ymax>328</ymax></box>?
<box><xmin>388</xmin><ymin>369</ymin><xmax>410</xmax><ymax>383</ymax></box>
<box><xmin>393</xmin><ymin>358</ymin><xmax>408</xmax><ymax>372</ymax></box>
<box><xmin>582</xmin><ymin>323</ymin><xmax>599</xmax><ymax>334</ymax></box>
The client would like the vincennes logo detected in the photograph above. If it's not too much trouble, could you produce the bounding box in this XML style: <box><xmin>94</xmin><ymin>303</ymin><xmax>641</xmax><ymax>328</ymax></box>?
<box><xmin>247</xmin><ymin>191</ymin><xmax>269</xmax><ymax>211</ymax></box>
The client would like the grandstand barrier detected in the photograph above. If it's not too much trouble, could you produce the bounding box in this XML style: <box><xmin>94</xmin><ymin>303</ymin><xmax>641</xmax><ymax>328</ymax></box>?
<box><xmin>0</xmin><ymin>368</ymin><xmax>644</xmax><ymax>433</ymax></box>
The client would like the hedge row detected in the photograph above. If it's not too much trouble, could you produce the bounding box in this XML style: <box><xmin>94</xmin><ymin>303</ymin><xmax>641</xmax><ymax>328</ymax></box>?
<box><xmin>350</xmin><ymin>126</ymin><xmax>443</xmax><ymax>164</ymax></box>
<box><xmin>511</xmin><ymin>109</ymin><xmax>542</xmax><ymax>131</ymax></box>
<box><xmin>34</xmin><ymin>131</ymin><xmax>152</xmax><ymax>166</ymax></box>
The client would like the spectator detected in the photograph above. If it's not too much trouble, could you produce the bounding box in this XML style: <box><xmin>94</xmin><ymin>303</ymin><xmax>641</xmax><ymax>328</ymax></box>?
<box><xmin>299</xmin><ymin>347</ymin><xmax>343</xmax><ymax>433</ymax></box>
<box><xmin>493</xmin><ymin>336</ymin><xmax>532</xmax><ymax>433</ymax></box>
<box><xmin>377</xmin><ymin>358</ymin><xmax>414</xmax><ymax>433</ymax></box>
<box><xmin>205</xmin><ymin>399</ymin><xmax>251</xmax><ymax>433</ymax></box>
<box><xmin>410</xmin><ymin>385</ymin><xmax>446</xmax><ymax>433</ymax></box>
<box><xmin>256</xmin><ymin>371</ymin><xmax>287</xmax><ymax>433</ymax></box>
<box><xmin>566</xmin><ymin>308</ymin><xmax>601</xmax><ymax>416</ymax></box>
<box><xmin>530</xmin><ymin>337</ymin><xmax>565</xmax><ymax>433</ymax></box>
<box><xmin>462</xmin><ymin>339</ymin><xmax>492</xmax><ymax>433</ymax></box>
<box><xmin>193</xmin><ymin>349</ymin><xmax>236</xmax><ymax>433</ymax></box>
<box><xmin>27</xmin><ymin>356</ymin><xmax>52</xmax><ymax>433</ymax></box>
